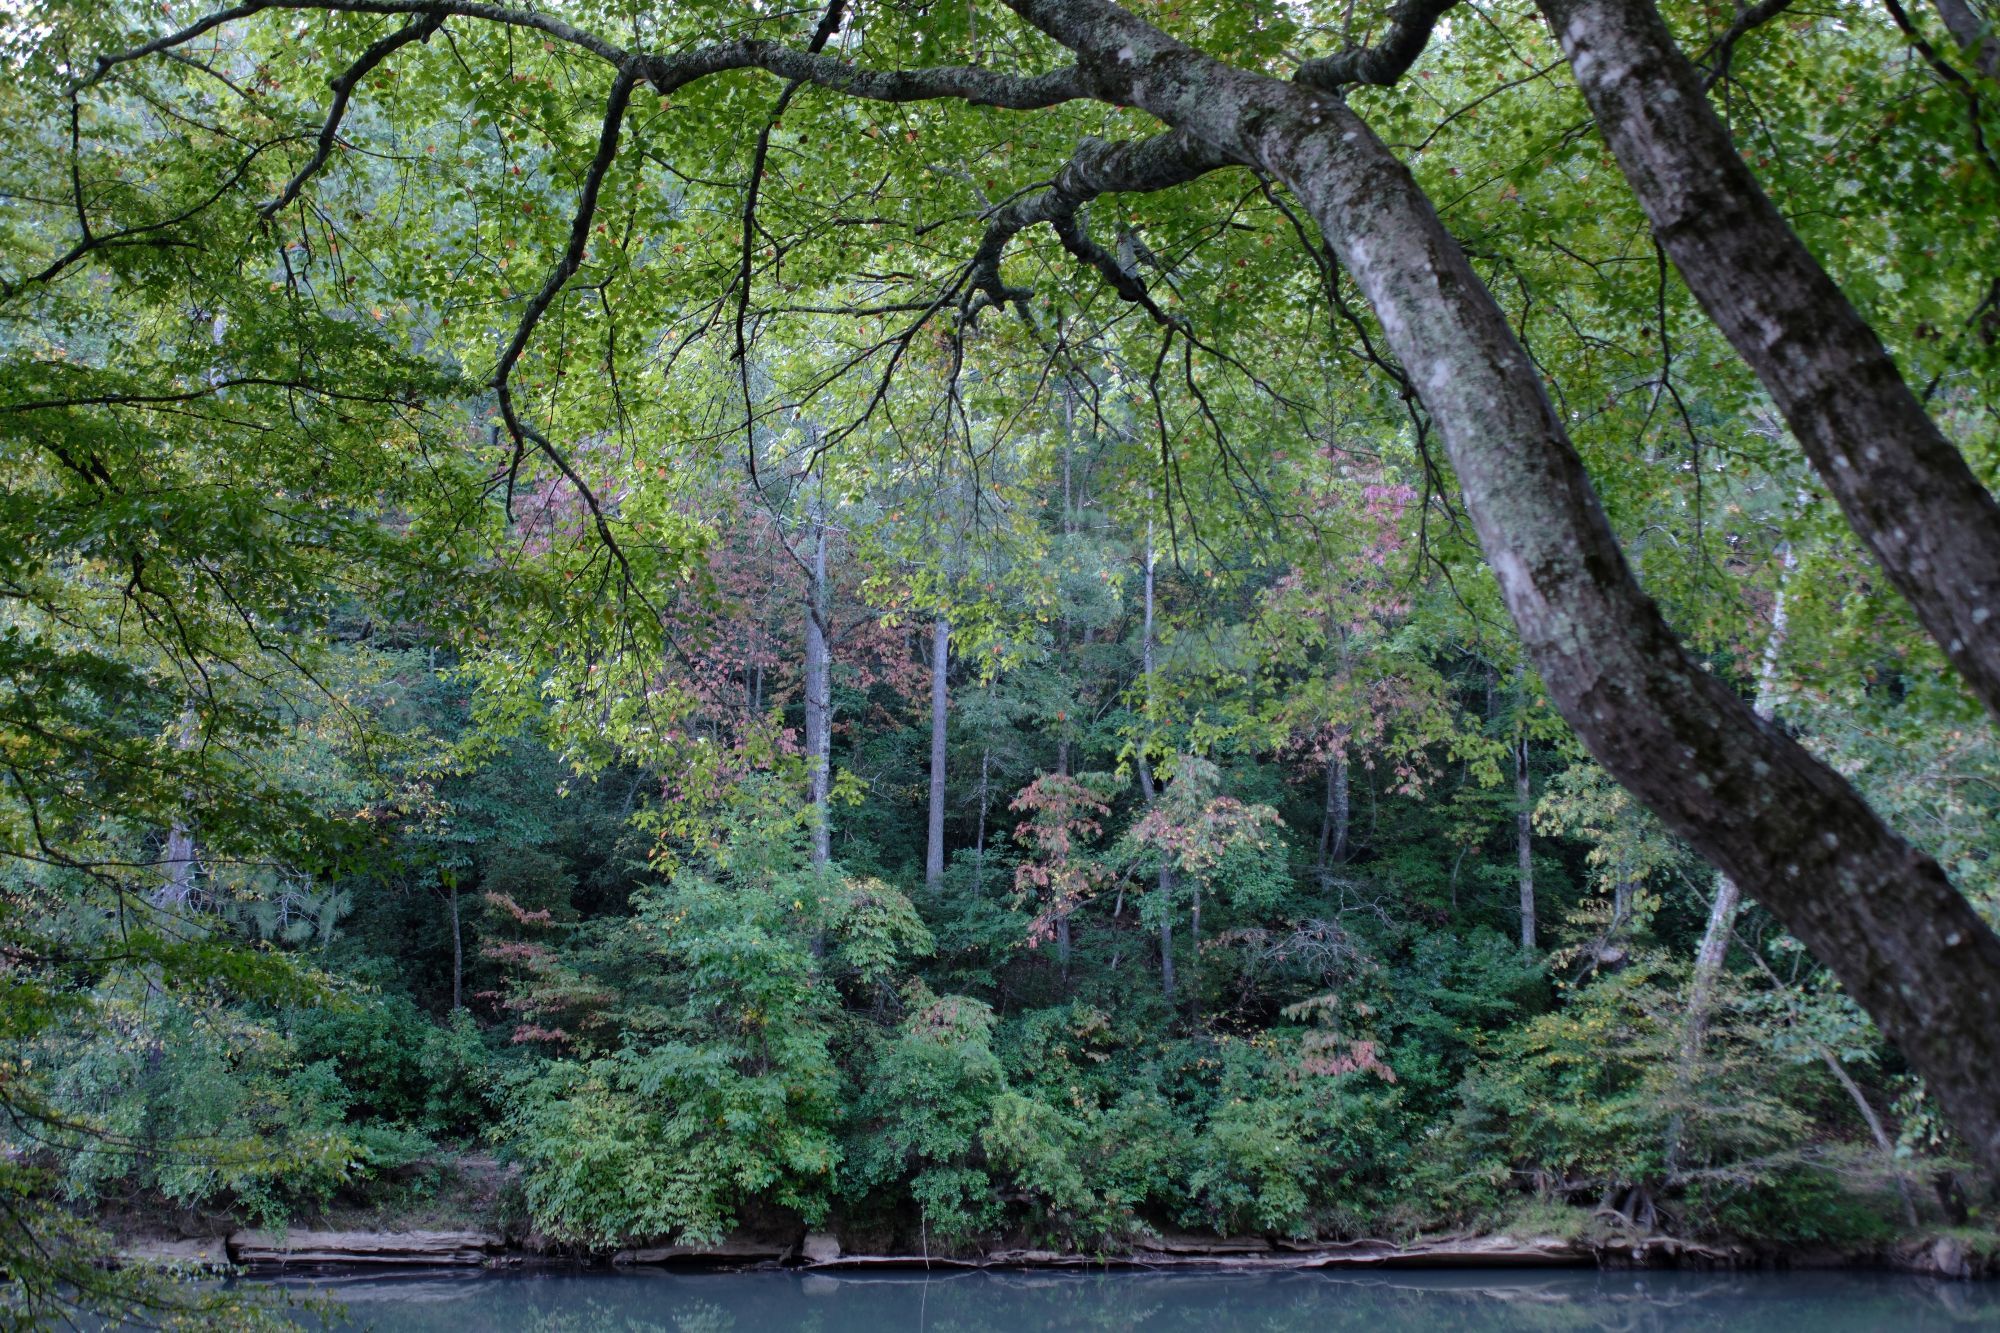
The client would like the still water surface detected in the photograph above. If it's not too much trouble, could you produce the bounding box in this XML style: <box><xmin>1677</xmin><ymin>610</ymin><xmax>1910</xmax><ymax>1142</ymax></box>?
<box><xmin>264</xmin><ymin>1267</ymin><xmax>2000</xmax><ymax>1331</ymax></box>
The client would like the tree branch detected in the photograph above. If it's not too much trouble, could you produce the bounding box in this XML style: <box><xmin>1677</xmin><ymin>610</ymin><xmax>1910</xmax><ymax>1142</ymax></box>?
<box><xmin>1699</xmin><ymin>0</ymin><xmax>1795</xmax><ymax>89</ymax></box>
<box><xmin>734</xmin><ymin>1</ymin><xmax>850</xmax><ymax>480</ymax></box>
<box><xmin>259</xmin><ymin>11</ymin><xmax>445</xmax><ymax>218</ymax></box>
<box><xmin>492</xmin><ymin>64</ymin><xmax>642</xmax><ymax>598</ymax></box>
<box><xmin>93</xmin><ymin>1</ymin><xmax>1090</xmax><ymax>110</ymax></box>
<box><xmin>1296</xmin><ymin>0</ymin><xmax>1460</xmax><ymax>91</ymax></box>
<box><xmin>967</xmin><ymin>129</ymin><xmax>1238</xmax><ymax>317</ymax></box>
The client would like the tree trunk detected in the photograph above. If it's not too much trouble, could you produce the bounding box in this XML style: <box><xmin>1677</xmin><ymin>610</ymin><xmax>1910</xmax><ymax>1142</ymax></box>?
<box><xmin>1683</xmin><ymin>547</ymin><xmax>1798</xmax><ymax>1055</ymax></box>
<box><xmin>1006</xmin><ymin>0</ymin><xmax>2000</xmax><ymax>1172</ymax></box>
<box><xmin>1539</xmin><ymin>0</ymin><xmax>2000</xmax><ymax>723</ymax></box>
<box><xmin>1516</xmin><ymin>720</ymin><xmax>1536</xmax><ymax>953</ymax></box>
<box><xmin>974</xmin><ymin>741</ymin><xmax>991</xmax><ymax>892</ymax></box>
<box><xmin>1930</xmin><ymin>0</ymin><xmax>2000</xmax><ymax>84</ymax></box>
<box><xmin>151</xmin><ymin>704</ymin><xmax>199</xmax><ymax>908</ymax></box>
<box><xmin>450</xmin><ymin>876</ymin><xmax>463</xmax><ymax>1013</ymax></box>
<box><xmin>1139</xmin><ymin>513</ymin><xmax>1175</xmax><ymax>1005</ymax></box>
<box><xmin>1681</xmin><ymin>875</ymin><xmax>1741</xmax><ymax>1069</ymax></box>
<box><xmin>1820</xmin><ymin>1047</ymin><xmax>1922</xmax><ymax>1228</ymax></box>
<box><xmin>926</xmin><ymin>616</ymin><xmax>950</xmax><ymax>890</ymax></box>
<box><xmin>804</xmin><ymin>487</ymin><xmax>832</xmax><ymax>868</ymax></box>
<box><xmin>1317</xmin><ymin>733</ymin><xmax>1350</xmax><ymax>876</ymax></box>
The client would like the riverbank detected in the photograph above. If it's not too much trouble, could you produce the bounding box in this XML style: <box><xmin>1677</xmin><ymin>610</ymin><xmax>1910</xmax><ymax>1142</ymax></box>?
<box><xmin>114</xmin><ymin>1222</ymin><xmax>2000</xmax><ymax>1280</ymax></box>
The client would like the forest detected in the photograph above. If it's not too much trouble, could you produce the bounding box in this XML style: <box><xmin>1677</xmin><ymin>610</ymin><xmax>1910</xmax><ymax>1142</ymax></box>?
<box><xmin>2</xmin><ymin>0</ymin><xmax>1999</xmax><ymax>1325</ymax></box>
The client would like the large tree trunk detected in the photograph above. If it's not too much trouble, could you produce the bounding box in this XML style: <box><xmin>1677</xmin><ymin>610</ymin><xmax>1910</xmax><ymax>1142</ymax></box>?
<box><xmin>804</xmin><ymin>488</ymin><xmax>832</xmax><ymax>869</ymax></box>
<box><xmin>1006</xmin><ymin>0</ymin><xmax>2000</xmax><ymax>1173</ymax></box>
<box><xmin>1539</xmin><ymin>0</ymin><xmax>2000</xmax><ymax>723</ymax></box>
<box><xmin>926</xmin><ymin>616</ymin><xmax>950</xmax><ymax>890</ymax></box>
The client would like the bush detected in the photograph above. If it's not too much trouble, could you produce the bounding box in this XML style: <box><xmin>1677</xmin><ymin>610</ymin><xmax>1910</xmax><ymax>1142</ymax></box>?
<box><xmin>844</xmin><ymin>993</ymin><xmax>1005</xmax><ymax>1240</ymax></box>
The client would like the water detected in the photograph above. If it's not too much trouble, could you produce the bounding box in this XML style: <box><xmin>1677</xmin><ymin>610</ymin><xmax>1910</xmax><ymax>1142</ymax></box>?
<box><xmin>257</xmin><ymin>1267</ymin><xmax>2000</xmax><ymax>1331</ymax></box>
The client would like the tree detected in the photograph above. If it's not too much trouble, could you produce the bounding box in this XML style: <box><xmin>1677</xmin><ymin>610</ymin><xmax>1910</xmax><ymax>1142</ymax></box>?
<box><xmin>40</xmin><ymin>0</ymin><xmax>2000</xmax><ymax>1173</ymax></box>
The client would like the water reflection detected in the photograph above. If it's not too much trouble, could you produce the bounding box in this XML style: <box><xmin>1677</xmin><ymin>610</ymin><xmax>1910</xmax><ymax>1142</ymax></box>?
<box><xmin>261</xmin><ymin>1267</ymin><xmax>2000</xmax><ymax>1332</ymax></box>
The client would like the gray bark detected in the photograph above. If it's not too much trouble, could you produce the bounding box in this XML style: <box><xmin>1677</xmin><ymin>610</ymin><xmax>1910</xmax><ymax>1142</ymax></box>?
<box><xmin>804</xmin><ymin>486</ymin><xmax>832</xmax><ymax>868</ymax></box>
<box><xmin>1139</xmin><ymin>517</ymin><xmax>1175</xmax><ymax>1005</ymax></box>
<box><xmin>1540</xmin><ymin>0</ymin><xmax>2000</xmax><ymax>724</ymax></box>
<box><xmin>926</xmin><ymin>616</ymin><xmax>950</xmax><ymax>890</ymax></box>
<box><xmin>1931</xmin><ymin>0</ymin><xmax>2000</xmax><ymax>81</ymax></box>
<box><xmin>152</xmin><ymin>704</ymin><xmax>199</xmax><ymax>908</ymax></box>
<box><xmin>1516</xmin><ymin>727</ymin><xmax>1536</xmax><ymax>952</ymax></box>
<box><xmin>450</xmin><ymin>877</ymin><xmax>463</xmax><ymax>1012</ymax></box>
<box><xmin>1683</xmin><ymin>548</ymin><xmax>1795</xmax><ymax>1063</ymax></box>
<box><xmin>1317</xmin><ymin>738</ymin><xmax>1350</xmax><ymax>874</ymax></box>
<box><xmin>1820</xmin><ymin>1047</ymin><xmax>1922</xmax><ymax>1227</ymax></box>
<box><xmin>1003</xmin><ymin>0</ymin><xmax>2000</xmax><ymax>1173</ymax></box>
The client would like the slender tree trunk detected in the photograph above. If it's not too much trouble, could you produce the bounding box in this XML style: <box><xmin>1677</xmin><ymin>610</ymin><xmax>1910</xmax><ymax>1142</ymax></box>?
<box><xmin>974</xmin><ymin>742</ymin><xmax>991</xmax><ymax>892</ymax></box>
<box><xmin>1006</xmin><ymin>0</ymin><xmax>2000</xmax><ymax>1171</ymax></box>
<box><xmin>926</xmin><ymin>616</ymin><xmax>950</xmax><ymax>890</ymax></box>
<box><xmin>1611</xmin><ymin>868</ymin><xmax>1634</xmax><ymax>932</ymax></box>
<box><xmin>1683</xmin><ymin>548</ymin><xmax>1797</xmax><ymax>1060</ymax></box>
<box><xmin>450</xmin><ymin>877</ymin><xmax>463</xmax><ymax>1013</ymax></box>
<box><xmin>152</xmin><ymin>704</ymin><xmax>199</xmax><ymax>908</ymax></box>
<box><xmin>1516</xmin><ymin>722</ymin><xmax>1536</xmax><ymax>952</ymax></box>
<box><xmin>1138</xmin><ymin>513</ymin><xmax>1176</xmax><ymax>1005</ymax></box>
<box><xmin>1539</xmin><ymin>0</ymin><xmax>2000</xmax><ymax>722</ymax></box>
<box><xmin>1672</xmin><ymin>550</ymin><xmax>1797</xmax><ymax>1168</ymax></box>
<box><xmin>1681</xmin><ymin>876</ymin><xmax>1741</xmax><ymax>1071</ymax></box>
<box><xmin>1820</xmin><ymin>1048</ymin><xmax>1922</xmax><ymax>1227</ymax></box>
<box><xmin>804</xmin><ymin>487</ymin><xmax>832</xmax><ymax>868</ymax></box>
<box><xmin>1317</xmin><ymin>732</ymin><xmax>1350</xmax><ymax>877</ymax></box>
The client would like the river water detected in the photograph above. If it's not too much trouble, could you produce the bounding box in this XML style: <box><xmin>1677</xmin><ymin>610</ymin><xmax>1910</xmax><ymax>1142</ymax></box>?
<box><xmin>258</xmin><ymin>1267</ymin><xmax>2000</xmax><ymax>1331</ymax></box>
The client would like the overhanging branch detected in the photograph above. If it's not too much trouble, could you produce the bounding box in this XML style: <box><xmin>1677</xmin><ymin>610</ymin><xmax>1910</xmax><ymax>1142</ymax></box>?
<box><xmin>1295</xmin><ymin>0</ymin><xmax>1460</xmax><ymax>91</ymax></box>
<box><xmin>967</xmin><ymin>129</ymin><xmax>1238</xmax><ymax>318</ymax></box>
